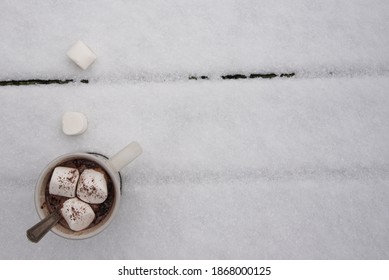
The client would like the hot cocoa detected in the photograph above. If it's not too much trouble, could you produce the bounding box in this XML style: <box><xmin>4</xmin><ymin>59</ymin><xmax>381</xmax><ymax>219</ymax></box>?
<box><xmin>44</xmin><ymin>158</ymin><xmax>115</xmax><ymax>231</ymax></box>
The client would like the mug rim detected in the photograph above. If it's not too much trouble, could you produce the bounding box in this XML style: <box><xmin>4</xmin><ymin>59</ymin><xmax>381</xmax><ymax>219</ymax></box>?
<box><xmin>34</xmin><ymin>152</ymin><xmax>121</xmax><ymax>240</ymax></box>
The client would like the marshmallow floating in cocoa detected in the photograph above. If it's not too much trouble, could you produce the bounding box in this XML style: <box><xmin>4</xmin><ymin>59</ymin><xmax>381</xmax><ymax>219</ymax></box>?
<box><xmin>61</xmin><ymin>198</ymin><xmax>95</xmax><ymax>231</ymax></box>
<box><xmin>77</xmin><ymin>169</ymin><xmax>108</xmax><ymax>204</ymax></box>
<box><xmin>49</xmin><ymin>167</ymin><xmax>79</xmax><ymax>198</ymax></box>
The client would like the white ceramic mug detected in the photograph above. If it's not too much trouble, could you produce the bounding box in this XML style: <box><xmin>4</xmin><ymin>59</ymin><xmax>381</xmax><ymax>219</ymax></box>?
<box><xmin>34</xmin><ymin>142</ymin><xmax>142</xmax><ymax>240</ymax></box>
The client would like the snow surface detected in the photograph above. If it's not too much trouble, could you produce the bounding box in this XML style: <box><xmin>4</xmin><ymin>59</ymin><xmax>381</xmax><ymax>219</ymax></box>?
<box><xmin>0</xmin><ymin>0</ymin><xmax>389</xmax><ymax>81</ymax></box>
<box><xmin>0</xmin><ymin>77</ymin><xmax>388</xmax><ymax>259</ymax></box>
<box><xmin>0</xmin><ymin>0</ymin><xmax>389</xmax><ymax>260</ymax></box>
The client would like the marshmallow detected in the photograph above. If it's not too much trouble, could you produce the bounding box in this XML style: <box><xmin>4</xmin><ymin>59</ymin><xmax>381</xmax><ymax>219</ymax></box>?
<box><xmin>61</xmin><ymin>198</ymin><xmax>95</xmax><ymax>231</ymax></box>
<box><xmin>77</xmin><ymin>169</ymin><xmax>108</xmax><ymax>204</ymax></box>
<box><xmin>62</xmin><ymin>112</ymin><xmax>88</xmax><ymax>136</ymax></box>
<box><xmin>67</xmin><ymin>40</ymin><xmax>96</xmax><ymax>70</ymax></box>
<box><xmin>49</xmin><ymin>167</ymin><xmax>79</xmax><ymax>198</ymax></box>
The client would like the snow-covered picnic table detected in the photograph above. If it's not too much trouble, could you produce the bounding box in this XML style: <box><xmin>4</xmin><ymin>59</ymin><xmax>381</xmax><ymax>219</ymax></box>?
<box><xmin>0</xmin><ymin>0</ymin><xmax>388</xmax><ymax>259</ymax></box>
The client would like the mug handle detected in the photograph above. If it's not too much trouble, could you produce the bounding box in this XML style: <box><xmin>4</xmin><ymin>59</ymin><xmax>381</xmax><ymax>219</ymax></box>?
<box><xmin>109</xmin><ymin>142</ymin><xmax>143</xmax><ymax>172</ymax></box>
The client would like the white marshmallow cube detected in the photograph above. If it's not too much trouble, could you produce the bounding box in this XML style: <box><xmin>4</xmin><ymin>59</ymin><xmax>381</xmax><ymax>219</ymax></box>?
<box><xmin>67</xmin><ymin>40</ymin><xmax>96</xmax><ymax>70</ymax></box>
<box><xmin>61</xmin><ymin>198</ymin><xmax>95</xmax><ymax>231</ymax></box>
<box><xmin>62</xmin><ymin>112</ymin><xmax>88</xmax><ymax>136</ymax></box>
<box><xmin>49</xmin><ymin>167</ymin><xmax>79</xmax><ymax>198</ymax></box>
<box><xmin>77</xmin><ymin>169</ymin><xmax>108</xmax><ymax>204</ymax></box>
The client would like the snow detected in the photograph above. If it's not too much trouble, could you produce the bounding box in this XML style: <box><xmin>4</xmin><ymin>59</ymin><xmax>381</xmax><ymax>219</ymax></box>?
<box><xmin>0</xmin><ymin>77</ymin><xmax>388</xmax><ymax>259</ymax></box>
<box><xmin>0</xmin><ymin>0</ymin><xmax>389</xmax><ymax>81</ymax></box>
<box><xmin>0</xmin><ymin>0</ymin><xmax>389</xmax><ymax>260</ymax></box>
